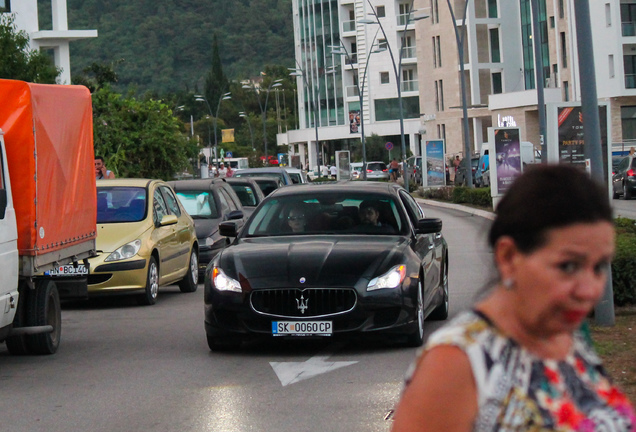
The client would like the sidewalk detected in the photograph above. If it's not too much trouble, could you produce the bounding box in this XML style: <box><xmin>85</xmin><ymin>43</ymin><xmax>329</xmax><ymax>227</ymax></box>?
<box><xmin>414</xmin><ymin>198</ymin><xmax>496</xmax><ymax>221</ymax></box>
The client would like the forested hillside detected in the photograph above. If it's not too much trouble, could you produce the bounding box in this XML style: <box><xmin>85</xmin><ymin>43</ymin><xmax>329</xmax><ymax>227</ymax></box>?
<box><xmin>62</xmin><ymin>0</ymin><xmax>294</xmax><ymax>94</ymax></box>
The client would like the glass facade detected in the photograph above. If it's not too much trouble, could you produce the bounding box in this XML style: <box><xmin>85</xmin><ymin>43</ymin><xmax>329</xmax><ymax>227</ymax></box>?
<box><xmin>297</xmin><ymin>0</ymin><xmax>345</xmax><ymax>129</ymax></box>
<box><xmin>520</xmin><ymin>0</ymin><xmax>549</xmax><ymax>90</ymax></box>
<box><xmin>374</xmin><ymin>97</ymin><xmax>420</xmax><ymax>121</ymax></box>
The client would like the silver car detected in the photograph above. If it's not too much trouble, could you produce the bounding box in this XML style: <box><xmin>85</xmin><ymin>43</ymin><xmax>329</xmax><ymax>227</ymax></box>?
<box><xmin>365</xmin><ymin>161</ymin><xmax>390</xmax><ymax>180</ymax></box>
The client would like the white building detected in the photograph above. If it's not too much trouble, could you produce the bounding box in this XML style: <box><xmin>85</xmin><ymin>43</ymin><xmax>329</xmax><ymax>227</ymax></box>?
<box><xmin>3</xmin><ymin>0</ymin><xmax>97</xmax><ymax>84</ymax></box>
<box><xmin>278</xmin><ymin>0</ymin><xmax>424</xmax><ymax>172</ymax></box>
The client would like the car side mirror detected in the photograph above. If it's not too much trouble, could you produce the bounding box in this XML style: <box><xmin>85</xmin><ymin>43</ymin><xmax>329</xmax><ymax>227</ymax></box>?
<box><xmin>159</xmin><ymin>214</ymin><xmax>178</xmax><ymax>227</ymax></box>
<box><xmin>227</xmin><ymin>210</ymin><xmax>244</xmax><ymax>221</ymax></box>
<box><xmin>415</xmin><ymin>218</ymin><xmax>442</xmax><ymax>234</ymax></box>
<box><xmin>0</xmin><ymin>188</ymin><xmax>6</xmax><ymax>219</ymax></box>
<box><xmin>219</xmin><ymin>221</ymin><xmax>239</xmax><ymax>237</ymax></box>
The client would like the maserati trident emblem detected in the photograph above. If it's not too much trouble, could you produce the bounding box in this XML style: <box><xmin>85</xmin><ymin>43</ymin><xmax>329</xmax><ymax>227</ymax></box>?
<box><xmin>296</xmin><ymin>294</ymin><xmax>309</xmax><ymax>314</ymax></box>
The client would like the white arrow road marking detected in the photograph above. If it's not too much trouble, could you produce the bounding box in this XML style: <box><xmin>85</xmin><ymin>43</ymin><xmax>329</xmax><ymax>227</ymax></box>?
<box><xmin>270</xmin><ymin>344</ymin><xmax>358</xmax><ymax>386</ymax></box>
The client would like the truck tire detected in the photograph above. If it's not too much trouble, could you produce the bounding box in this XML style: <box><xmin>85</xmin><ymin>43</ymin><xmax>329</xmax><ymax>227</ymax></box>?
<box><xmin>26</xmin><ymin>280</ymin><xmax>61</xmax><ymax>355</ymax></box>
<box><xmin>5</xmin><ymin>281</ymin><xmax>31</xmax><ymax>355</ymax></box>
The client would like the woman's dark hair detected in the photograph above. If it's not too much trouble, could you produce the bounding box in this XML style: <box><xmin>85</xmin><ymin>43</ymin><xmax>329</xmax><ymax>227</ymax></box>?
<box><xmin>488</xmin><ymin>164</ymin><xmax>612</xmax><ymax>253</ymax></box>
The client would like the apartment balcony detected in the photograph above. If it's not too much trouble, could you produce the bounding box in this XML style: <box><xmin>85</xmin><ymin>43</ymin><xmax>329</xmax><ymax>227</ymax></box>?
<box><xmin>626</xmin><ymin>73</ymin><xmax>636</xmax><ymax>89</ymax></box>
<box><xmin>401</xmin><ymin>46</ymin><xmax>416</xmax><ymax>59</ymax></box>
<box><xmin>342</xmin><ymin>20</ymin><xmax>356</xmax><ymax>33</ymax></box>
<box><xmin>397</xmin><ymin>14</ymin><xmax>416</xmax><ymax>29</ymax></box>
<box><xmin>401</xmin><ymin>80</ymin><xmax>419</xmax><ymax>92</ymax></box>
<box><xmin>345</xmin><ymin>54</ymin><xmax>358</xmax><ymax>65</ymax></box>
<box><xmin>346</xmin><ymin>85</ymin><xmax>359</xmax><ymax>98</ymax></box>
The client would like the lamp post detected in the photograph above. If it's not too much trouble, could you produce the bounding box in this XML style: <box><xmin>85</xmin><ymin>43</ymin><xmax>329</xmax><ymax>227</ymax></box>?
<box><xmin>330</xmin><ymin>32</ymin><xmax>385</xmax><ymax>181</ymax></box>
<box><xmin>239</xmin><ymin>111</ymin><xmax>255</xmax><ymax>151</ymax></box>
<box><xmin>242</xmin><ymin>78</ymin><xmax>283</xmax><ymax>164</ymax></box>
<box><xmin>361</xmin><ymin>0</ymin><xmax>428</xmax><ymax>191</ymax></box>
<box><xmin>446</xmin><ymin>0</ymin><xmax>474</xmax><ymax>188</ymax></box>
<box><xmin>195</xmin><ymin>92</ymin><xmax>231</xmax><ymax>173</ymax></box>
<box><xmin>289</xmin><ymin>65</ymin><xmax>321</xmax><ymax>177</ymax></box>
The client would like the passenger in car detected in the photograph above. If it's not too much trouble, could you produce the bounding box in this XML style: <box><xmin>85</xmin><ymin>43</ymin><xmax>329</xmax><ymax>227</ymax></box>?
<box><xmin>352</xmin><ymin>200</ymin><xmax>395</xmax><ymax>234</ymax></box>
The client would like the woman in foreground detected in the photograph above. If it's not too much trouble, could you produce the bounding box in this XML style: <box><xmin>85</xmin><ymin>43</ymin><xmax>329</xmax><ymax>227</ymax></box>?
<box><xmin>392</xmin><ymin>165</ymin><xmax>635</xmax><ymax>431</ymax></box>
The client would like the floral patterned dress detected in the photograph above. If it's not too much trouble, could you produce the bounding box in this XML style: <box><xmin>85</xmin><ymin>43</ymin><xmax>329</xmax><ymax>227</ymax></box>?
<box><xmin>411</xmin><ymin>310</ymin><xmax>635</xmax><ymax>431</ymax></box>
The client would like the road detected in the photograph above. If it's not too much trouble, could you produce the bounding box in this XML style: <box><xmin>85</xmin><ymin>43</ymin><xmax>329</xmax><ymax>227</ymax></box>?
<box><xmin>0</xmin><ymin>204</ymin><xmax>492</xmax><ymax>432</ymax></box>
<box><xmin>612</xmin><ymin>198</ymin><xmax>636</xmax><ymax>220</ymax></box>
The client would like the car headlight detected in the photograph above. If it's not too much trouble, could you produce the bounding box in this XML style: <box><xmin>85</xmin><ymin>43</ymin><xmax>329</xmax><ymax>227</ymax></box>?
<box><xmin>212</xmin><ymin>266</ymin><xmax>242</xmax><ymax>293</ymax></box>
<box><xmin>104</xmin><ymin>239</ymin><xmax>142</xmax><ymax>262</ymax></box>
<box><xmin>367</xmin><ymin>265</ymin><xmax>406</xmax><ymax>291</ymax></box>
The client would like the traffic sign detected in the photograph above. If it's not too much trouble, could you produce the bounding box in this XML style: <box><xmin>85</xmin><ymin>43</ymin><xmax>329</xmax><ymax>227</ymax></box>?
<box><xmin>385</xmin><ymin>142</ymin><xmax>393</xmax><ymax>151</ymax></box>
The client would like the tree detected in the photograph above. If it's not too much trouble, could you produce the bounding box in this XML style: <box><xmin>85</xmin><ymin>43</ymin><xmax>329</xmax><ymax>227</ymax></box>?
<box><xmin>92</xmin><ymin>86</ymin><xmax>199</xmax><ymax>179</ymax></box>
<box><xmin>72</xmin><ymin>60</ymin><xmax>123</xmax><ymax>91</ymax></box>
<box><xmin>204</xmin><ymin>34</ymin><xmax>229</xmax><ymax>109</ymax></box>
<box><xmin>0</xmin><ymin>14</ymin><xmax>60</xmax><ymax>83</ymax></box>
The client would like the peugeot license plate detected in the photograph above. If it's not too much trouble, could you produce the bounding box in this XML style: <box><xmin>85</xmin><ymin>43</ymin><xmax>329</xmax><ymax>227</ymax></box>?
<box><xmin>45</xmin><ymin>264</ymin><xmax>88</xmax><ymax>277</ymax></box>
<box><xmin>272</xmin><ymin>321</ymin><xmax>333</xmax><ymax>336</ymax></box>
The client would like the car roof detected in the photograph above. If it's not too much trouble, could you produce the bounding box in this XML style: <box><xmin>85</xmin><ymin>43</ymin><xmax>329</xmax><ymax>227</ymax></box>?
<box><xmin>96</xmin><ymin>178</ymin><xmax>156</xmax><ymax>188</ymax></box>
<box><xmin>166</xmin><ymin>178</ymin><xmax>228</xmax><ymax>191</ymax></box>
<box><xmin>268</xmin><ymin>180</ymin><xmax>399</xmax><ymax>198</ymax></box>
<box><xmin>235</xmin><ymin>167</ymin><xmax>288</xmax><ymax>174</ymax></box>
<box><xmin>284</xmin><ymin>167</ymin><xmax>303</xmax><ymax>172</ymax></box>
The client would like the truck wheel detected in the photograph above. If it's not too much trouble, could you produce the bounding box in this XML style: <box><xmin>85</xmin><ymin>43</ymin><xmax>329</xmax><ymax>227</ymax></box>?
<box><xmin>178</xmin><ymin>248</ymin><xmax>198</xmax><ymax>293</ymax></box>
<box><xmin>138</xmin><ymin>256</ymin><xmax>159</xmax><ymax>306</ymax></box>
<box><xmin>26</xmin><ymin>280</ymin><xmax>61</xmax><ymax>355</ymax></box>
<box><xmin>5</xmin><ymin>281</ymin><xmax>31</xmax><ymax>355</ymax></box>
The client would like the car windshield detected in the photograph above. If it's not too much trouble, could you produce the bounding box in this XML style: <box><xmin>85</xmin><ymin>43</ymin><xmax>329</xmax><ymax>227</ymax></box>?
<box><xmin>175</xmin><ymin>191</ymin><xmax>220</xmax><ymax>218</ymax></box>
<box><xmin>244</xmin><ymin>192</ymin><xmax>406</xmax><ymax>237</ymax></box>
<box><xmin>229</xmin><ymin>184</ymin><xmax>258</xmax><ymax>206</ymax></box>
<box><xmin>97</xmin><ymin>187</ymin><xmax>147</xmax><ymax>223</ymax></box>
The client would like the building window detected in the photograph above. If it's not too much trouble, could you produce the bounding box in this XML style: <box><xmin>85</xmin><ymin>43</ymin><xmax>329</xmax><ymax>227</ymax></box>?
<box><xmin>624</xmin><ymin>55</ymin><xmax>636</xmax><ymax>88</ymax></box>
<box><xmin>492</xmin><ymin>72</ymin><xmax>502</xmax><ymax>94</ymax></box>
<box><xmin>609</xmin><ymin>54</ymin><xmax>615</xmax><ymax>78</ymax></box>
<box><xmin>377</xmin><ymin>6</ymin><xmax>386</xmax><ymax>18</ymax></box>
<box><xmin>558</xmin><ymin>0</ymin><xmax>564</xmax><ymax>19</ymax></box>
<box><xmin>432</xmin><ymin>37</ymin><xmax>437</xmax><ymax>68</ymax></box>
<box><xmin>605</xmin><ymin>3</ymin><xmax>611</xmax><ymax>27</ymax></box>
<box><xmin>621</xmin><ymin>106</ymin><xmax>636</xmax><ymax>141</ymax></box>
<box><xmin>488</xmin><ymin>0</ymin><xmax>497</xmax><ymax>18</ymax></box>
<box><xmin>560</xmin><ymin>32</ymin><xmax>567</xmax><ymax>68</ymax></box>
<box><xmin>438</xmin><ymin>80</ymin><xmax>444</xmax><ymax>110</ymax></box>
<box><xmin>550</xmin><ymin>16</ymin><xmax>555</xmax><ymax>28</ymax></box>
<box><xmin>402</xmin><ymin>69</ymin><xmax>417</xmax><ymax>92</ymax></box>
<box><xmin>621</xmin><ymin>3</ymin><xmax>636</xmax><ymax>36</ymax></box>
<box><xmin>378</xmin><ymin>38</ymin><xmax>388</xmax><ymax>50</ymax></box>
<box><xmin>0</xmin><ymin>0</ymin><xmax>10</xmax><ymax>12</ymax></box>
<box><xmin>490</xmin><ymin>28</ymin><xmax>500</xmax><ymax>63</ymax></box>
<box><xmin>374</xmin><ymin>96</ymin><xmax>420</xmax><ymax>121</ymax></box>
<box><xmin>435</xmin><ymin>81</ymin><xmax>440</xmax><ymax>111</ymax></box>
<box><xmin>433</xmin><ymin>0</ymin><xmax>439</xmax><ymax>24</ymax></box>
<box><xmin>563</xmin><ymin>81</ymin><xmax>569</xmax><ymax>101</ymax></box>
<box><xmin>436</xmin><ymin>35</ymin><xmax>442</xmax><ymax>67</ymax></box>
<box><xmin>380</xmin><ymin>72</ymin><xmax>390</xmax><ymax>84</ymax></box>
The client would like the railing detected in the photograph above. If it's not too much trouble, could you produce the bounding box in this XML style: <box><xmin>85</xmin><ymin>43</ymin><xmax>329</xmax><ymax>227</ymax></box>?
<box><xmin>401</xmin><ymin>80</ymin><xmax>418</xmax><ymax>92</ymax></box>
<box><xmin>622</xmin><ymin>21</ymin><xmax>636</xmax><ymax>37</ymax></box>
<box><xmin>401</xmin><ymin>46</ymin><xmax>416</xmax><ymax>58</ymax></box>
<box><xmin>346</xmin><ymin>85</ymin><xmax>359</xmax><ymax>97</ymax></box>
<box><xmin>397</xmin><ymin>14</ymin><xmax>413</xmax><ymax>27</ymax></box>
<box><xmin>342</xmin><ymin>20</ymin><xmax>356</xmax><ymax>32</ymax></box>
<box><xmin>625</xmin><ymin>74</ymin><xmax>636</xmax><ymax>89</ymax></box>
<box><xmin>345</xmin><ymin>54</ymin><xmax>358</xmax><ymax>65</ymax></box>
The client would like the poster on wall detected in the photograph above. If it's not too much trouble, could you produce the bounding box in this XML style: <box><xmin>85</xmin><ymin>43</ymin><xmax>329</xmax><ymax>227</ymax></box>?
<box><xmin>425</xmin><ymin>139</ymin><xmax>445</xmax><ymax>187</ymax></box>
<box><xmin>557</xmin><ymin>105</ymin><xmax>608</xmax><ymax>182</ymax></box>
<box><xmin>349</xmin><ymin>110</ymin><xmax>360</xmax><ymax>134</ymax></box>
<box><xmin>494</xmin><ymin>128</ymin><xmax>522</xmax><ymax>194</ymax></box>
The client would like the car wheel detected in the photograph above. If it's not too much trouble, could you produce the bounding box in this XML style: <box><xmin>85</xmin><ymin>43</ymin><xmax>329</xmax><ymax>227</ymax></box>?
<box><xmin>206</xmin><ymin>333</ymin><xmax>241</xmax><ymax>351</ymax></box>
<box><xmin>405</xmin><ymin>279</ymin><xmax>425</xmax><ymax>347</ymax></box>
<box><xmin>138</xmin><ymin>256</ymin><xmax>159</xmax><ymax>306</ymax></box>
<box><xmin>25</xmin><ymin>279</ymin><xmax>62</xmax><ymax>355</ymax></box>
<box><xmin>178</xmin><ymin>248</ymin><xmax>198</xmax><ymax>293</ymax></box>
<box><xmin>428</xmin><ymin>258</ymin><xmax>449</xmax><ymax>321</ymax></box>
<box><xmin>613</xmin><ymin>186</ymin><xmax>620</xmax><ymax>199</ymax></box>
<box><xmin>624</xmin><ymin>183</ymin><xmax>632</xmax><ymax>200</ymax></box>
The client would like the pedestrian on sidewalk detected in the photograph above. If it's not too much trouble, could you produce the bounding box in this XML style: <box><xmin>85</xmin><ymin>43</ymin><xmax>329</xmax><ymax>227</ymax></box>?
<box><xmin>392</xmin><ymin>165</ymin><xmax>634</xmax><ymax>432</ymax></box>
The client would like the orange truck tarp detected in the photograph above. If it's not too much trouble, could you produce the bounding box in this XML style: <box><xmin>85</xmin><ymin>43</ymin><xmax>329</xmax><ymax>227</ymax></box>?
<box><xmin>0</xmin><ymin>79</ymin><xmax>96</xmax><ymax>256</ymax></box>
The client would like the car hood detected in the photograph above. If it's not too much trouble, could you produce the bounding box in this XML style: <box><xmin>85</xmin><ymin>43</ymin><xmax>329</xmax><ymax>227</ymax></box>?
<box><xmin>218</xmin><ymin>235</ymin><xmax>407</xmax><ymax>289</ymax></box>
<box><xmin>96</xmin><ymin>221</ymin><xmax>152</xmax><ymax>253</ymax></box>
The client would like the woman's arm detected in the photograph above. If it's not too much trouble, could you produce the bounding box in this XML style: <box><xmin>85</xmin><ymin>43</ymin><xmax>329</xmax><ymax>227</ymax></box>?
<box><xmin>391</xmin><ymin>345</ymin><xmax>478</xmax><ymax>432</ymax></box>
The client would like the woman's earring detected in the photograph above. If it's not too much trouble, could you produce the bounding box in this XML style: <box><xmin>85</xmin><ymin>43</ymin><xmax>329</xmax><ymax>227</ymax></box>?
<box><xmin>502</xmin><ymin>278</ymin><xmax>515</xmax><ymax>290</ymax></box>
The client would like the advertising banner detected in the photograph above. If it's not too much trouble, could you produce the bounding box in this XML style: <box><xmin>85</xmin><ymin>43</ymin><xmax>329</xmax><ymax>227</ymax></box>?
<box><xmin>557</xmin><ymin>105</ymin><xmax>608</xmax><ymax>181</ymax></box>
<box><xmin>425</xmin><ymin>139</ymin><xmax>445</xmax><ymax>187</ymax></box>
<box><xmin>222</xmin><ymin>128</ymin><xmax>235</xmax><ymax>143</ymax></box>
<box><xmin>494</xmin><ymin>128</ymin><xmax>521</xmax><ymax>194</ymax></box>
<box><xmin>349</xmin><ymin>110</ymin><xmax>360</xmax><ymax>134</ymax></box>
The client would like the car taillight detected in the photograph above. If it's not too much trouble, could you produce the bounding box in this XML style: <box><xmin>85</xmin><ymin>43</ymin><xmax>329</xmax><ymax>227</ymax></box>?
<box><xmin>383</xmin><ymin>169</ymin><xmax>388</xmax><ymax>172</ymax></box>
<box><xmin>367</xmin><ymin>169</ymin><xmax>372</xmax><ymax>173</ymax></box>
<box><xmin>628</xmin><ymin>169</ymin><xmax>635</xmax><ymax>177</ymax></box>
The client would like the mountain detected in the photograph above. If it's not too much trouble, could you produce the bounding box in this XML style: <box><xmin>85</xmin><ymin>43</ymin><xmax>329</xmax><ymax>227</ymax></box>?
<box><xmin>64</xmin><ymin>0</ymin><xmax>294</xmax><ymax>94</ymax></box>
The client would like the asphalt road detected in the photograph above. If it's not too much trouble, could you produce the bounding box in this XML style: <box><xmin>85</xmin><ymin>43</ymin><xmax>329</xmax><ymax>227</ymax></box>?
<box><xmin>0</xmin><ymin>204</ymin><xmax>493</xmax><ymax>432</ymax></box>
<box><xmin>612</xmin><ymin>197</ymin><xmax>636</xmax><ymax>220</ymax></box>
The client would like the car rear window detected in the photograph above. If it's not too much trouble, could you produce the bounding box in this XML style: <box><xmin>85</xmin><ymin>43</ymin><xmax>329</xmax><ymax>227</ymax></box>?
<box><xmin>230</xmin><ymin>185</ymin><xmax>258</xmax><ymax>206</ymax></box>
<box><xmin>97</xmin><ymin>187</ymin><xmax>147</xmax><ymax>223</ymax></box>
<box><xmin>175</xmin><ymin>191</ymin><xmax>220</xmax><ymax>218</ymax></box>
<box><xmin>367</xmin><ymin>163</ymin><xmax>387</xmax><ymax>171</ymax></box>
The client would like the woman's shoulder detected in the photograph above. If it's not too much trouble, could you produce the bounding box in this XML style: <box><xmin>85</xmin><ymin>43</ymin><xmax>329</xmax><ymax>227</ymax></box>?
<box><xmin>425</xmin><ymin>309</ymin><xmax>499</xmax><ymax>351</ymax></box>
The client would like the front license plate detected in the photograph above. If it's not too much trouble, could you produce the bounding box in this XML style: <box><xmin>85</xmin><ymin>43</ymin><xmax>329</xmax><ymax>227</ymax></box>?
<box><xmin>45</xmin><ymin>264</ymin><xmax>89</xmax><ymax>277</ymax></box>
<box><xmin>272</xmin><ymin>321</ymin><xmax>333</xmax><ymax>336</ymax></box>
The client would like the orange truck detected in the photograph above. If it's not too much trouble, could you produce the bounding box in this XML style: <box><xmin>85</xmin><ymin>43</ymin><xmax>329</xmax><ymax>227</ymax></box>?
<box><xmin>0</xmin><ymin>79</ymin><xmax>96</xmax><ymax>355</ymax></box>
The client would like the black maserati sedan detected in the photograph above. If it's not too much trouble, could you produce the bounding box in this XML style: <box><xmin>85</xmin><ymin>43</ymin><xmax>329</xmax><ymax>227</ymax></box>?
<box><xmin>204</xmin><ymin>182</ymin><xmax>449</xmax><ymax>350</ymax></box>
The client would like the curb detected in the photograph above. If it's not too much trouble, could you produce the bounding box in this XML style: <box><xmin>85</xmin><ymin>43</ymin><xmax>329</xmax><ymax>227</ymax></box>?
<box><xmin>414</xmin><ymin>198</ymin><xmax>496</xmax><ymax>221</ymax></box>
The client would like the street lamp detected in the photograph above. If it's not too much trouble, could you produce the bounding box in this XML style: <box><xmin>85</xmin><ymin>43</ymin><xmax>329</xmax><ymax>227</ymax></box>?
<box><xmin>330</xmin><ymin>32</ymin><xmax>385</xmax><ymax>181</ymax></box>
<box><xmin>239</xmin><ymin>111</ymin><xmax>255</xmax><ymax>151</ymax></box>
<box><xmin>289</xmin><ymin>65</ymin><xmax>321</xmax><ymax>177</ymax></box>
<box><xmin>195</xmin><ymin>92</ymin><xmax>231</xmax><ymax>173</ymax></box>
<box><xmin>242</xmin><ymin>78</ymin><xmax>283</xmax><ymax>164</ymax></box>
<box><xmin>360</xmin><ymin>0</ymin><xmax>429</xmax><ymax>191</ymax></box>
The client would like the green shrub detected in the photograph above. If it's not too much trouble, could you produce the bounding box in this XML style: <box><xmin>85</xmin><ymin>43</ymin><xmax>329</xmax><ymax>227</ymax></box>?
<box><xmin>451</xmin><ymin>186</ymin><xmax>492</xmax><ymax>208</ymax></box>
<box><xmin>612</xmin><ymin>218</ymin><xmax>636</xmax><ymax>306</ymax></box>
<box><xmin>417</xmin><ymin>186</ymin><xmax>455</xmax><ymax>201</ymax></box>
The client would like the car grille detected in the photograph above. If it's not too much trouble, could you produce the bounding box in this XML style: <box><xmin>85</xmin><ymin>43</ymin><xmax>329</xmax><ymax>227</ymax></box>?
<box><xmin>250</xmin><ymin>288</ymin><xmax>357</xmax><ymax>318</ymax></box>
